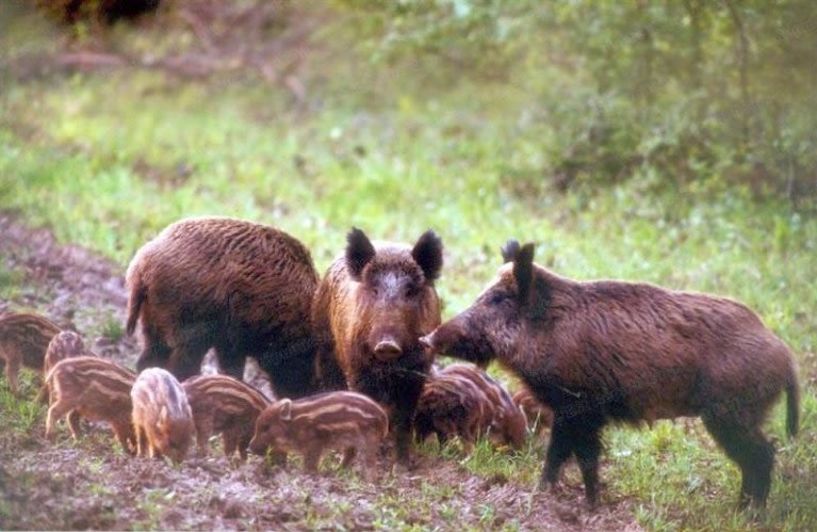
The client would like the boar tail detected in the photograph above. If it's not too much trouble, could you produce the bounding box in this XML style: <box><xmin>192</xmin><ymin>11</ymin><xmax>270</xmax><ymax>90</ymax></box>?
<box><xmin>126</xmin><ymin>275</ymin><xmax>147</xmax><ymax>336</ymax></box>
<box><xmin>786</xmin><ymin>368</ymin><xmax>800</xmax><ymax>438</ymax></box>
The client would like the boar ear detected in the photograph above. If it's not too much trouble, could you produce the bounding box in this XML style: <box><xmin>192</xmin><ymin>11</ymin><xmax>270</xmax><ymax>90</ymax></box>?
<box><xmin>501</xmin><ymin>239</ymin><xmax>521</xmax><ymax>263</ymax></box>
<box><xmin>278</xmin><ymin>399</ymin><xmax>293</xmax><ymax>421</ymax></box>
<box><xmin>346</xmin><ymin>227</ymin><xmax>376</xmax><ymax>281</ymax></box>
<box><xmin>513</xmin><ymin>242</ymin><xmax>535</xmax><ymax>304</ymax></box>
<box><xmin>412</xmin><ymin>229</ymin><xmax>443</xmax><ymax>282</ymax></box>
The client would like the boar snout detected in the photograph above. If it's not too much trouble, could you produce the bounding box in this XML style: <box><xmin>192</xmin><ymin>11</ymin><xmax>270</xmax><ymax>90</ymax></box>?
<box><xmin>373</xmin><ymin>338</ymin><xmax>402</xmax><ymax>360</ymax></box>
<box><xmin>248</xmin><ymin>436</ymin><xmax>266</xmax><ymax>456</ymax></box>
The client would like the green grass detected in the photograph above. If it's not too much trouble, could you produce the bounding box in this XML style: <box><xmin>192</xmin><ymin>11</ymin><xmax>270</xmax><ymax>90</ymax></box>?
<box><xmin>1</xmin><ymin>20</ymin><xmax>816</xmax><ymax>532</ymax></box>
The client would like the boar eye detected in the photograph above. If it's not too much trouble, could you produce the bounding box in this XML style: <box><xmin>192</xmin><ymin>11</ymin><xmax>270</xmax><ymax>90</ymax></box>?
<box><xmin>404</xmin><ymin>284</ymin><xmax>420</xmax><ymax>298</ymax></box>
<box><xmin>487</xmin><ymin>291</ymin><xmax>508</xmax><ymax>306</ymax></box>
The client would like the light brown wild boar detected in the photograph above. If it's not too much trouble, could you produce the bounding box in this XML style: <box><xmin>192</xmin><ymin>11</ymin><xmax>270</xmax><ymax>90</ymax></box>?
<box><xmin>0</xmin><ymin>312</ymin><xmax>61</xmax><ymax>394</ymax></box>
<box><xmin>421</xmin><ymin>240</ymin><xmax>799</xmax><ymax>508</ymax></box>
<box><xmin>126</xmin><ymin>216</ymin><xmax>321</xmax><ymax>398</ymax></box>
<box><xmin>249</xmin><ymin>391</ymin><xmax>389</xmax><ymax>480</ymax></box>
<box><xmin>312</xmin><ymin>228</ymin><xmax>443</xmax><ymax>464</ymax></box>
<box><xmin>45</xmin><ymin>356</ymin><xmax>136</xmax><ymax>453</ymax></box>
<box><xmin>437</xmin><ymin>364</ymin><xmax>528</xmax><ymax>449</ymax></box>
<box><xmin>414</xmin><ymin>372</ymin><xmax>489</xmax><ymax>452</ymax></box>
<box><xmin>131</xmin><ymin>367</ymin><xmax>194</xmax><ymax>463</ymax></box>
<box><xmin>37</xmin><ymin>331</ymin><xmax>90</xmax><ymax>403</ymax></box>
<box><xmin>512</xmin><ymin>387</ymin><xmax>553</xmax><ymax>435</ymax></box>
<box><xmin>182</xmin><ymin>374</ymin><xmax>271</xmax><ymax>461</ymax></box>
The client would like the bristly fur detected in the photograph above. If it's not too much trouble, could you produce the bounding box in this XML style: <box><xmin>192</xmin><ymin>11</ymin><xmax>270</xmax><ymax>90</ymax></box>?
<box><xmin>425</xmin><ymin>241</ymin><xmax>800</xmax><ymax>509</ymax></box>
<box><xmin>125</xmin><ymin>216</ymin><xmax>321</xmax><ymax>398</ymax></box>
<box><xmin>312</xmin><ymin>228</ymin><xmax>443</xmax><ymax>464</ymax></box>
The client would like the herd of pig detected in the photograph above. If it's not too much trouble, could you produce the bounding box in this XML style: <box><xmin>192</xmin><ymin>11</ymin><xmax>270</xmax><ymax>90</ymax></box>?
<box><xmin>0</xmin><ymin>215</ymin><xmax>801</xmax><ymax>511</ymax></box>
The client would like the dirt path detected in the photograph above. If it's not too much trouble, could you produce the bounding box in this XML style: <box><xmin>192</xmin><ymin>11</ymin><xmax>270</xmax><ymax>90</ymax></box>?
<box><xmin>0</xmin><ymin>214</ymin><xmax>641</xmax><ymax>530</ymax></box>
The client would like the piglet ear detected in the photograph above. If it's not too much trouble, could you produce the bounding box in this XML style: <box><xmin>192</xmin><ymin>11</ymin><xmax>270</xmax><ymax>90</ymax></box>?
<box><xmin>501</xmin><ymin>239</ymin><xmax>521</xmax><ymax>263</ymax></box>
<box><xmin>278</xmin><ymin>399</ymin><xmax>293</xmax><ymax>421</ymax></box>
<box><xmin>513</xmin><ymin>242</ymin><xmax>535</xmax><ymax>304</ymax></box>
<box><xmin>412</xmin><ymin>229</ymin><xmax>443</xmax><ymax>282</ymax></box>
<box><xmin>346</xmin><ymin>227</ymin><xmax>376</xmax><ymax>281</ymax></box>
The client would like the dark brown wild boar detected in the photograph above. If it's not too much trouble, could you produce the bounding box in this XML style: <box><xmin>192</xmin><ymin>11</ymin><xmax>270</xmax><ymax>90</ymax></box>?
<box><xmin>414</xmin><ymin>372</ymin><xmax>488</xmax><ymax>452</ymax></box>
<box><xmin>249</xmin><ymin>391</ymin><xmax>388</xmax><ymax>480</ymax></box>
<box><xmin>513</xmin><ymin>386</ymin><xmax>553</xmax><ymax>435</ymax></box>
<box><xmin>183</xmin><ymin>374</ymin><xmax>271</xmax><ymax>461</ymax></box>
<box><xmin>131</xmin><ymin>367</ymin><xmax>195</xmax><ymax>463</ymax></box>
<box><xmin>421</xmin><ymin>240</ymin><xmax>799</xmax><ymax>509</ymax></box>
<box><xmin>45</xmin><ymin>356</ymin><xmax>136</xmax><ymax>453</ymax></box>
<box><xmin>126</xmin><ymin>216</ymin><xmax>321</xmax><ymax>398</ymax></box>
<box><xmin>38</xmin><ymin>331</ymin><xmax>90</xmax><ymax>403</ymax></box>
<box><xmin>0</xmin><ymin>312</ymin><xmax>61</xmax><ymax>395</ymax></box>
<box><xmin>311</xmin><ymin>228</ymin><xmax>443</xmax><ymax>464</ymax></box>
<box><xmin>438</xmin><ymin>363</ymin><xmax>528</xmax><ymax>449</ymax></box>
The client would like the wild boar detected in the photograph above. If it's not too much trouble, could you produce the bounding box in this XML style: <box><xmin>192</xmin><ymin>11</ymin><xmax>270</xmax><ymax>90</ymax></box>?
<box><xmin>513</xmin><ymin>386</ymin><xmax>553</xmax><ymax>435</ymax></box>
<box><xmin>421</xmin><ymin>240</ymin><xmax>799</xmax><ymax>508</ymax></box>
<box><xmin>437</xmin><ymin>363</ymin><xmax>528</xmax><ymax>449</ymax></box>
<box><xmin>44</xmin><ymin>356</ymin><xmax>136</xmax><ymax>453</ymax></box>
<box><xmin>311</xmin><ymin>227</ymin><xmax>443</xmax><ymax>464</ymax></box>
<box><xmin>414</xmin><ymin>372</ymin><xmax>489</xmax><ymax>452</ymax></box>
<box><xmin>131</xmin><ymin>367</ymin><xmax>195</xmax><ymax>463</ymax></box>
<box><xmin>0</xmin><ymin>312</ymin><xmax>61</xmax><ymax>395</ymax></box>
<box><xmin>182</xmin><ymin>374</ymin><xmax>271</xmax><ymax>461</ymax></box>
<box><xmin>38</xmin><ymin>331</ymin><xmax>90</xmax><ymax>403</ymax></box>
<box><xmin>249</xmin><ymin>391</ymin><xmax>388</xmax><ymax>480</ymax></box>
<box><xmin>126</xmin><ymin>216</ymin><xmax>321</xmax><ymax>398</ymax></box>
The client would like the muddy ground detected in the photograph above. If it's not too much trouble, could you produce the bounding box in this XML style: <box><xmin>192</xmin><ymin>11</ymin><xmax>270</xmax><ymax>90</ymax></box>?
<box><xmin>0</xmin><ymin>214</ymin><xmax>641</xmax><ymax>530</ymax></box>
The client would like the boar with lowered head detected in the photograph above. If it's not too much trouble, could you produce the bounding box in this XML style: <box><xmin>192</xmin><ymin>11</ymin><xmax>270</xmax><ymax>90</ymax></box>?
<box><xmin>126</xmin><ymin>216</ymin><xmax>321</xmax><ymax>398</ymax></box>
<box><xmin>182</xmin><ymin>374</ymin><xmax>271</xmax><ymax>461</ymax></box>
<box><xmin>312</xmin><ymin>228</ymin><xmax>443</xmax><ymax>464</ymax></box>
<box><xmin>0</xmin><ymin>312</ymin><xmax>61</xmax><ymax>395</ymax></box>
<box><xmin>414</xmin><ymin>371</ymin><xmax>489</xmax><ymax>452</ymax></box>
<box><xmin>45</xmin><ymin>356</ymin><xmax>136</xmax><ymax>453</ymax></box>
<box><xmin>131</xmin><ymin>367</ymin><xmax>195</xmax><ymax>463</ymax></box>
<box><xmin>421</xmin><ymin>240</ymin><xmax>799</xmax><ymax>509</ymax></box>
<box><xmin>437</xmin><ymin>363</ymin><xmax>528</xmax><ymax>449</ymax></box>
<box><xmin>249</xmin><ymin>391</ymin><xmax>388</xmax><ymax>480</ymax></box>
<box><xmin>38</xmin><ymin>331</ymin><xmax>90</xmax><ymax>403</ymax></box>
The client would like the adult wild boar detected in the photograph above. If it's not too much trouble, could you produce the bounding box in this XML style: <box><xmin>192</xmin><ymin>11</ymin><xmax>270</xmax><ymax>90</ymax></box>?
<box><xmin>312</xmin><ymin>228</ymin><xmax>443</xmax><ymax>464</ymax></box>
<box><xmin>421</xmin><ymin>240</ymin><xmax>799</xmax><ymax>509</ymax></box>
<box><xmin>126</xmin><ymin>216</ymin><xmax>321</xmax><ymax>398</ymax></box>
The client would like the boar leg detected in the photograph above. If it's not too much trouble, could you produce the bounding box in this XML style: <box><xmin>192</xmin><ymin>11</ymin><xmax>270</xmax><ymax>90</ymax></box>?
<box><xmin>4</xmin><ymin>355</ymin><xmax>20</xmax><ymax>395</ymax></box>
<box><xmin>136</xmin><ymin>324</ymin><xmax>172</xmax><ymax>373</ymax></box>
<box><xmin>302</xmin><ymin>443</ymin><xmax>322</xmax><ymax>473</ymax></box>
<box><xmin>572</xmin><ymin>422</ymin><xmax>604</xmax><ymax>508</ymax></box>
<box><xmin>135</xmin><ymin>425</ymin><xmax>148</xmax><ymax>457</ymax></box>
<box><xmin>222</xmin><ymin>431</ymin><xmax>238</xmax><ymax>460</ymax></box>
<box><xmin>67</xmin><ymin>411</ymin><xmax>82</xmax><ymax>439</ymax></box>
<box><xmin>341</xmin><ymin>446</ymin><xmax>357</xmax><ymax>469</ymax></box>
<box><xmin>111</xmin><ymin>422</ymin><xmax>135</xmax><ymax>455</ymax></box>
<box><xmin>195</xmin><ymin>416</ymin><xmax>214</xmax><ymax>456</ymax></box>
<box><xmin>540</xmin><ymin>419</ymin><xmax>575</xmax><ymax>491</ymax></box>
<box><xmin>46</xmin><ymin>399</ymin><xmax>74</xmax><ymax>439</ymax></box>
<box><xmin>214</xmin><ymin>345</ymin><xmax>246</xmax><ymax>381</ymax></box>
<box><xmin>168</xmin><ymin>330</ymin><xmax>213</xmax><ymax>381</ymax></box>
<box><xmin>703</xmin><ymin>416</ymin><xmax>775</xmax><ymax>508</ymax></box>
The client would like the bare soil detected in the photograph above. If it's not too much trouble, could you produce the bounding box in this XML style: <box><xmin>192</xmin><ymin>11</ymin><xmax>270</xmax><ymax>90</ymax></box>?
<box><xmin>0</xmin><ymin>214</ymin><xmax>641</xmax><ymax>530</ymax></box>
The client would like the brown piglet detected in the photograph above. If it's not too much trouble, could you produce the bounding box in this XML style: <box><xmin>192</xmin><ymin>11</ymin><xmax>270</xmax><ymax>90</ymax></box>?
<box><xmin>45</xmin><ymin>356</ymin><xmax>136</xmax><ymax>453</ymax></box>
<box><xmin>131</xmin><ymin>367</ymin><xmax>194</xmax><ymax>463</ymax></box>
<box><xmin>38</xmin><ymin>331</ymin><xmax>90</xmax><ymax>403</ymax></box>
<box><xmin>414</xmin><ymin>372</ymin><xmax>488</xmax><ymax>452</ymax></box>
<box><xmin>182</xmin><ymin>374</ymin><xmax>271</xmax><ymax>460</ymax></box>
<box><xmin>437</xmin><ymin>364</ymin><xmax>528</xmax><ymax>449</ymax></box>
<box><xmin>249</xmin><ymin>391</ymin><xmax>388</xmax><ymax>480</ymax></box>
<box><xmin>0</xmin><ymin>312</ymin><xmax>61</xmax><ymax>395</ymax></box>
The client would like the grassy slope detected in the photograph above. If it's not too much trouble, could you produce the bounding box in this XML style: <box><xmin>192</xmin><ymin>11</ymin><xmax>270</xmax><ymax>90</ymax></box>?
<box><xmin>1</xmin><ymin>21</ymin><xmax>816</xmax><ymax>532</ymax></box>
